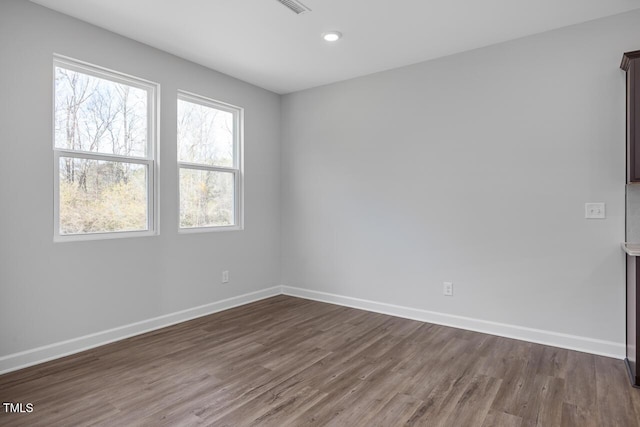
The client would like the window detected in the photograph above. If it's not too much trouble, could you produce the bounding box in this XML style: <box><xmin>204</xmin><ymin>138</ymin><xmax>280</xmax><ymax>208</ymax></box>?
<box><xmin>53</xmin><ymin>56</ymin><xmax>158</xmax><ymax>241</ymax></box>
<box><xmin>177</xmin><ymin>92</ymin><xmax>243</xmax><ymax>231</ymax></box>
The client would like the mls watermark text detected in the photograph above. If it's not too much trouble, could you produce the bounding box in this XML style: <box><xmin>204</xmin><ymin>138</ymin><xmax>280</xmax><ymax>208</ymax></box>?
<box><xmin>2</xmin><ymin>402</ymin><xmax>33</xmax><ymax>413</ymax></box>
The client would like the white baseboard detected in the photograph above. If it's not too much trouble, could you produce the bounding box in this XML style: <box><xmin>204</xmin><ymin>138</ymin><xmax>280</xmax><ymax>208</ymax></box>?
<box><xmin>281</xmin><ymin>286</ymin><xmax>625</xmax><ymax>359</ymax></box>
<box><xmin>0</xmin><ymin>284</ymin><xmax>625</xmax><ymax>375</ymax></box>
<box><xmin>0</xmin><ymin>286</ymin><xmax>282</xmax><ymax>375</ymax></box>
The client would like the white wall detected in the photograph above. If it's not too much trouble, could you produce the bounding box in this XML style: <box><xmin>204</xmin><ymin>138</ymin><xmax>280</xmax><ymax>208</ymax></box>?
<box><xmin>281</xmin><ymin>10</ymin><xmax>640</xmax><ymax>351</ymax></box>
<box><xmin>0</xmin><ymin>0</ymin><xmax>281</xmax><ymax>358</ymax></box>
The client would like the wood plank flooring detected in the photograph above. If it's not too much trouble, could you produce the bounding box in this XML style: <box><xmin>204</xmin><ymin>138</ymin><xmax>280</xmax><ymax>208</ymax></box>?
<box><xmin>1</xmin><ymin>295</ymin><xmax>639</xmax><ymax>426</ymax></box>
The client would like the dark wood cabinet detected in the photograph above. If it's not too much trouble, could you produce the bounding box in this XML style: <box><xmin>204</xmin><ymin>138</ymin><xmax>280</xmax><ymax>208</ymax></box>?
<box><xmin>622</xmin><ymin>50</ymin><xmax>640</xmax><ymax>183</ymax></box>
<box><xmin>623</xmin><ymin>50</ymin><xmax>640</xmax><ymax>387</ymax></box>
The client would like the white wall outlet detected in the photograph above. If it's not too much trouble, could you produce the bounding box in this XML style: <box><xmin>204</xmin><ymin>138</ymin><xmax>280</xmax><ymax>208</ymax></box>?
<box><xmin>443</xmin><ymin>282</ymin><xmax>453</xmax><ymax>296</ymax></box>
<box><xmin>585</xmin><ymin>202</ymin><xmax>605</xmax><ymax>219</ymax></box>
<box><xmin>222</xmin><ymin>270</ymin><xmax>229</xmax><ymax>284</ymax></box>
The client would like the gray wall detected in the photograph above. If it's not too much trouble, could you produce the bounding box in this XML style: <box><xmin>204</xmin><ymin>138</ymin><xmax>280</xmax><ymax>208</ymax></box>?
<box><xmin>281</xmin><ymin>10</ymin><xmax>640</xmax><ymax>343</ymax></box>
<box><xmin>0</xmin><ymin>0</ymin><xmax>281</xmax><ymax>356</ymax></box>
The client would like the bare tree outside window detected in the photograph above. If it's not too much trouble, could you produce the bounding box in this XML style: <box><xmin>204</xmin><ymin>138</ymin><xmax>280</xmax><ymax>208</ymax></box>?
<box><xmin>53</xmin><ymin>58</ymin><xmax>156</xmax><ymax>239</ymax></box>
<box><xmin>177</xmin><ymin>94</ymin><xmax>242</xmax><ymax>230</ymax></box>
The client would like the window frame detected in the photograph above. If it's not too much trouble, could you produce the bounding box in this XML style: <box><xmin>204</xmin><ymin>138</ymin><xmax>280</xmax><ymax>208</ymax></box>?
<box><xmin>52</xmin><ymin>55</ymin><xmax>160</xmax><ymax>242</ymax></box>
<box><xmin>177</xmin><ymin>90</ymin><xmax>244</xmax><ymax>233</ymax></box>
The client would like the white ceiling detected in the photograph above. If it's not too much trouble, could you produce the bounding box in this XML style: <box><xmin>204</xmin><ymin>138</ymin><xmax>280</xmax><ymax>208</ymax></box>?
<box><xmin>30</xmin><ymin>0</ymin><xmax>640</xmax><ymax>94</ymax></box>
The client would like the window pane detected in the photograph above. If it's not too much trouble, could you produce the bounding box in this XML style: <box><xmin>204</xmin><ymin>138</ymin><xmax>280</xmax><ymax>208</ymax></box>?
<box><xmin>177</xmin><ymin>99</ymin><xmax>234</xmax><ymax>167</ymax></box>
<box><xmin>59</xmin><ymin>157</ymin><xmax>148</xmax><ymax>234</ymax></box>
<box><xmin>179</xmin><ymin>168</ymin><xmax>234</xmax><ymax>228</ymax></box>
<box><xmin>55</xmin><ymin>67</ymin><xmax>148</xmax><ymax>158</ymax></box>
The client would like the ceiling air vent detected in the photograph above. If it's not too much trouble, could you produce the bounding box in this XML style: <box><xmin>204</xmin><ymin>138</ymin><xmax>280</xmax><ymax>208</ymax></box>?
<box><xmin>276</xmin><ymin>0</ymin><xmax>311</xmax><ymax>15</ymax></box>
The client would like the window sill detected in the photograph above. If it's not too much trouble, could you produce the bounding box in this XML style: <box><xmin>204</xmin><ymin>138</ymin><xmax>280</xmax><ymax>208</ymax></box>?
<box><xmin>178</xmin><ymin>225</ymin><xmax>243</xmax><ymax>234</ymax></box>
<box><xmin>54</xmin><ymin>230</ymin><xmax>158</xmax><ymax>243</ymax></box>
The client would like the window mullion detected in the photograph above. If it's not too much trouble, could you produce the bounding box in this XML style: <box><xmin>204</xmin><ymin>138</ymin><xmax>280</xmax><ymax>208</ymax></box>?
<box><xmin>56</xmin><ymin>150</ymin><xmax>152</xmax><ymax>166</ymax></box>
<box><xmin>178</xmin><ymin>162</ymin><xmax>238</xmax><ymax>173</ymax></box>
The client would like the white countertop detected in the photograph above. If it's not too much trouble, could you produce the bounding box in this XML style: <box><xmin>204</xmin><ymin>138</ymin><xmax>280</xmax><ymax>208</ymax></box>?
<box><xmin>622</xmin><ymin>243</ymin><xmax>640</xmax><ymax>256</ymax></box>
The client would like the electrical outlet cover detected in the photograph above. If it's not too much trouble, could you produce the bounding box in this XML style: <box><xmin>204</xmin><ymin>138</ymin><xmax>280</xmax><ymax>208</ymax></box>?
<box><xmin>443</xmin><ymin>282</ymin><xmax>453</xmax><ymax>296</ymax></box>
<box><xmin>585</xmin><ymin>202</ymin><xmax>605</xmax><ymax>219</ymax></box>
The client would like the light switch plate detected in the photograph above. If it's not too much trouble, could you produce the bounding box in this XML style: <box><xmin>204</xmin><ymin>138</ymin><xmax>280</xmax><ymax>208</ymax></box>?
<box><xmin>585</xmin><ymin>202</ymin><xmax>605</xmax><ymax>219</ymax></box>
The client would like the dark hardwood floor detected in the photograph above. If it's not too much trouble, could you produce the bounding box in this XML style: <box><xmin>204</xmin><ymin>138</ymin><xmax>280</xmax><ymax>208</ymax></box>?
<box><xmin>1</xmin><ymin>295</ymin><xmax>639</xmax><ymax>426</ymax></box>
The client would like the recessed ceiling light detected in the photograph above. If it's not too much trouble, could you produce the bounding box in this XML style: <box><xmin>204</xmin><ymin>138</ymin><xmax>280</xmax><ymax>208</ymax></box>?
<box><xmin>322</xmin><ymin>31</ymin><xmax>342</xmax><ymax>42</ymax></box>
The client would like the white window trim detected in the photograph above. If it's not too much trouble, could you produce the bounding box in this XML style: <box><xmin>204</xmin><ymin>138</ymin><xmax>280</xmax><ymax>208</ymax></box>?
<box><xmin>52</xmin><ymin>55</ymin><xmax>160</xmax><ymax>242</ymax></box>
<box><xmin>177</xmin><ymin>90</ymin><xmax>244</xmax><ymax>233</ymax></box>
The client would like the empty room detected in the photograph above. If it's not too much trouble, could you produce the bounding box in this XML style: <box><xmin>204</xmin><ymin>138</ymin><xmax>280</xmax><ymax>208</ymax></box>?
<box><xmin>2</xmin><ymin>0</ymin><xmax>640</xmax><ymax>425</ymax></box>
